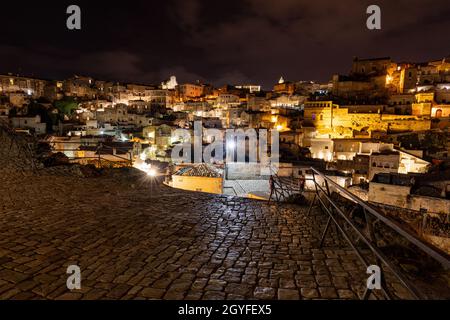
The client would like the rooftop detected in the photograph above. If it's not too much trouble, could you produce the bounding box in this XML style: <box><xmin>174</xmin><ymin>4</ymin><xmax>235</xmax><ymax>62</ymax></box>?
<box><xmin>173</xmin><ymin>163</ymin><xmax>222</xmax><ymax>178</ymax></box>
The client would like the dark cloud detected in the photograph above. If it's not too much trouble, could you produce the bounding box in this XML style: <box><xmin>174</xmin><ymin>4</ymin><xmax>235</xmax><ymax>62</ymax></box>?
<box><xmin>0</xmin><ymin>0</ymin><xmax>449</xmax><ymax>89</ymax></box>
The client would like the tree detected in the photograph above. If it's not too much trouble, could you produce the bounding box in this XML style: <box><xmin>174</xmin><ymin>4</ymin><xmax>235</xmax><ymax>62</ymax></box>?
<box><xmin>54</xmin><ymin>97</ymin><xmax>78</xmax><ymax>115</ymax></box>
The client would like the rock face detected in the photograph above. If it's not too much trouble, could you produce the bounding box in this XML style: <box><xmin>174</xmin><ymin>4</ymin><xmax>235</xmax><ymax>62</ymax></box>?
<box><xmin>0</xmin><ymin>129</ymin><xmax>449</xmax><ymax>300</ymax></box>
<box><xmin>0</xmin><ymin>127</ymin><xmax>36</xmax><ymax>173</ymax></box>
<box><xmin>42</xmin><ymin>152</ymin><xmax>70</xmax><ymax>167</ymax></box>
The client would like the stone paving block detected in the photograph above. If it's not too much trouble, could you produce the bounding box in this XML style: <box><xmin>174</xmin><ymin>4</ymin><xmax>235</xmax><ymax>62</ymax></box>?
<box><xmin>319</xmin><ymin>287</ymin><xmax>338</xmax><ymax>299</ymax></box>
<box><xmin>300</xmin><ymin>288</ymin><xmax>319</xmax><ymax>299</ymax></box>
<box><xmin>0</xmin><ymin>145</ymin><xmax>437</xmax><ymax>300</ymax></box>
<box><xmin>140</xmin><ymin>288</ymin><xmax>165</xmax><ymax>299</ymax></box>
<box><xmin>253</xmin><ymin>287</ymin><xmax>276</xmax><ymax>299</ymax></box>
<box><xmin>278</xmin><ymin>289</ymin><xmax>300</xmax><ymax>300</ymax></box>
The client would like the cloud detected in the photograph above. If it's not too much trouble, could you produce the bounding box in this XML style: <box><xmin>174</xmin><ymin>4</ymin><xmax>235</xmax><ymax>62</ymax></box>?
<box><xmin>0</xmin><ymin>46</ymin><xmax>155</xmax><ymax>84</ymax></box>
<box><xmin>212</xmin><ymin>70</ymin><xmax>253</xmax><ymax>87</ymax></box>
<box><xmin>1</xmin><ymin>1</ymin><xmax>449</xmax><ymax>89</ymax></box>
<box><xmin>173</xmin><ymin>0</ymin><xmax>450</xmax><ymax>87</ymax></box>
<box><xmin>77</xmin><ymin>51</ymin><xmax>142</xmax><ymax>80</ymax></box>
<box><xmin>172</xmin><ymin>0</ymin><xmax>201</xmax><ymax>30</ymax></box>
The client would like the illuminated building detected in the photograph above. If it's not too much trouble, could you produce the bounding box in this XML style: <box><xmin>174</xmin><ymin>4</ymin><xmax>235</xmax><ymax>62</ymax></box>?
<box><xmin>0</xmin><ymin>74</ymin><xmax>47</xmax><ymax>98</ymax></box>
<box><xmin>161</xmin><ymin>75</ymin><xmax>178</xmax><ymax>90</ymax></box>
<box><xmin>303</xmin><ymin>101</ymin><xmax>431</xmax><ymax>138</ymax></box>
<box><xmin>235</xmin><ymin>84</ymin><xmax>261</xmax><ymax>93</ymax></box>
<box><xmin>273</xmin><ymin>77</ymin><xmax>295</xmax><ymax>95</ymax></box>
<box><xmin>179</xmin><ymin>83</ymin><xmax>204</xmax><ymax>99</ymax></box>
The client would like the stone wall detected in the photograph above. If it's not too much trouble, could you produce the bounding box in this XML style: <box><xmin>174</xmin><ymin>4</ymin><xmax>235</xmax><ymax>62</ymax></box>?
<box><xmin>368</xmin><ymin>182</ymin><xmax>450</xmax><ymax>215</ymax></box>
<box><xmin>368</xmin><ymin>182</ymin><xmax>411</xmax><ymax>207</ymax></box>
<box><xmin>172</xmin><ymin>175</ymin><xmax>223</xmax><ymax>194</ymax></box>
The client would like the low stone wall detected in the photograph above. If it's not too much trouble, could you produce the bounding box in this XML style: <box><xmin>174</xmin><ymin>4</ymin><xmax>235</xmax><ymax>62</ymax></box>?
<box><xmin>368</xmin><ymin>182</ymin><xmax>450</xmax><ymax>216</ymax></box>
<box><xmin>371</xmin><ymin>203</ymin><xmax>450</xmax><ymax>254</ymax></box>
<box><xmin>225</xmin><ymin>163</ymin><xmax>269</xmax><ymax>180</ymax></box>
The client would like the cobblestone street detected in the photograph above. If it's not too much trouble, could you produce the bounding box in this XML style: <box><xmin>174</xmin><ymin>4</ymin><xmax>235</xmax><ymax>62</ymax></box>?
<box><xmin>0</xmin><ymin>137</ymin><xmax>446</xmax><ymax>300</ymax></box>
<box><xmin>0</xmin><ymin>167</ymin><xmax>405</xmax><ymax>300</ymax></box>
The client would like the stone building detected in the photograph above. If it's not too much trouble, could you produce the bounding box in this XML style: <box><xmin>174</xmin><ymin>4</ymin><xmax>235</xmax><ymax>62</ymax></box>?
<box><xmin>309</xmin><ymin>138</ymin><xmax>333</xmax><ymax>161</ymax></box>
<box><xmin>63</xmin><ymin>76</ymin><xmax>96</xmax><ymax>99</ymax></box>
<box><xmin>273</xmin><ymin>77</ymin><xmax>295</xmax><ymax>95</ymax></box>
<box><xmin>351</xmin><ymin>57</ymin><xmax>392</xmax><ymax>76</ymax></box>
<box><xmin>215</xmin><ymin>94</ymin><xmax>241</xmax><ymax>109</ymax></box>
<box><xmin>0</xmin><ymin>74</ymin><xmax>47</xmax><ymax>98</ymax></box>
<box><xmin>247</xmin><ymin>94</ymin><xmax>271</xmax><ymax>112</ymax></box>
<box><xmin>10</xmin><ymin>115</ymin><xmax>46</xmax><ymax>135</ymax></box>
<box><xmin>179</xmin><ymin>83</ymin><xmax>204</xmax><ymax>99</ymax></box>
<box><xmin>368</xmin><ymin>151</ymin><xmax>400</xmax><ymax>180</ymax></box>
<box><xmin>303</xmin><ymin>101</ymin><xmax>431</xmax><ymax>138</ymax></box>
<box><xmin>161</xmin><ymin>76</ymin><xmax>178</xmax><ymax>90</ymax></box>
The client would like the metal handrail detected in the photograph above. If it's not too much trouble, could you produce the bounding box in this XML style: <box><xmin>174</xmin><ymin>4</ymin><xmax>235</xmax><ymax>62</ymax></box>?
<box><xmin>310</xmin><ymin>167</ymin><xmax>450</xmax><ymax>269</ymax></box>
<box><xmin>309</xmin><ymin>167</ymin><xmax>450</xmax><ymax>300</ymax></box>
<box><xmin>48</xmin><ymin>140</ymin><xmax>134</xmax><ymax>165</ymax></box>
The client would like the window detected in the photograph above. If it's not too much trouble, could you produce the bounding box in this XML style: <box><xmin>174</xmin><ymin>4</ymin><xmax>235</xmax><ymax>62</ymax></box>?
<box><xmin>372</xmin><ymin>162</ymin><xmax>376</xmax><ymax>167</ymax></box>
<box><xmin>311</xmin><ymin>113</ymin><xmax>316</xmax><ymax>120</ymax></box>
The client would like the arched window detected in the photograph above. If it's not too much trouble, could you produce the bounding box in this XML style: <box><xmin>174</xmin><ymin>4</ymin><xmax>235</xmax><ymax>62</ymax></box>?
<box><xmin>435</xmin><ymin>109</ymin><xmax>443</xmax><ymax>118</ymax></box>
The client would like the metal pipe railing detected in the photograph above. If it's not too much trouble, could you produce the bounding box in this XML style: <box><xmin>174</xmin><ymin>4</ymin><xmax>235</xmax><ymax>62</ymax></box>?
<box><xmin>48</xmin><ymin>140</ymin><xmax>134</xmax><ymax>165</ymax></box>
<box><xmin>308</xmin><ymin>167</ymin><xmax>450</xmax><ymax>300</ymax></box>
<box><xmin>310</xmin><ymin>167</ymin><xmax>450</xmax><ymax>268</ymax></box>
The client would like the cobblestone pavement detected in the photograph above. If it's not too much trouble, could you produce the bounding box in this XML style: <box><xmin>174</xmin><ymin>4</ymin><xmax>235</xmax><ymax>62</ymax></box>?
<box><xmin>0</xmin><ymin>168</ymin><xmax>412</xmax><ymax>300</ymax></box>
<box><xmin>0</xmin><ymin>136</ymin><xmax>445</xmax><ymax>300</ymax></box>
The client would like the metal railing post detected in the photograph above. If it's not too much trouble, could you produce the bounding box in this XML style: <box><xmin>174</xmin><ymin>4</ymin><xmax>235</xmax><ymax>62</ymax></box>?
<box><xmin>308</xmin><ymin>167</ymin><xmax>450</xmax><ymax>300</ymax></box>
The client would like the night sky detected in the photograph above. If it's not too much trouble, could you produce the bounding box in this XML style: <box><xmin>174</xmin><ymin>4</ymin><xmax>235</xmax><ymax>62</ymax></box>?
<box><xmin>1</xmin><ymin>0</ymin><xmax>449</xmax><ymax>89</ymax></box>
